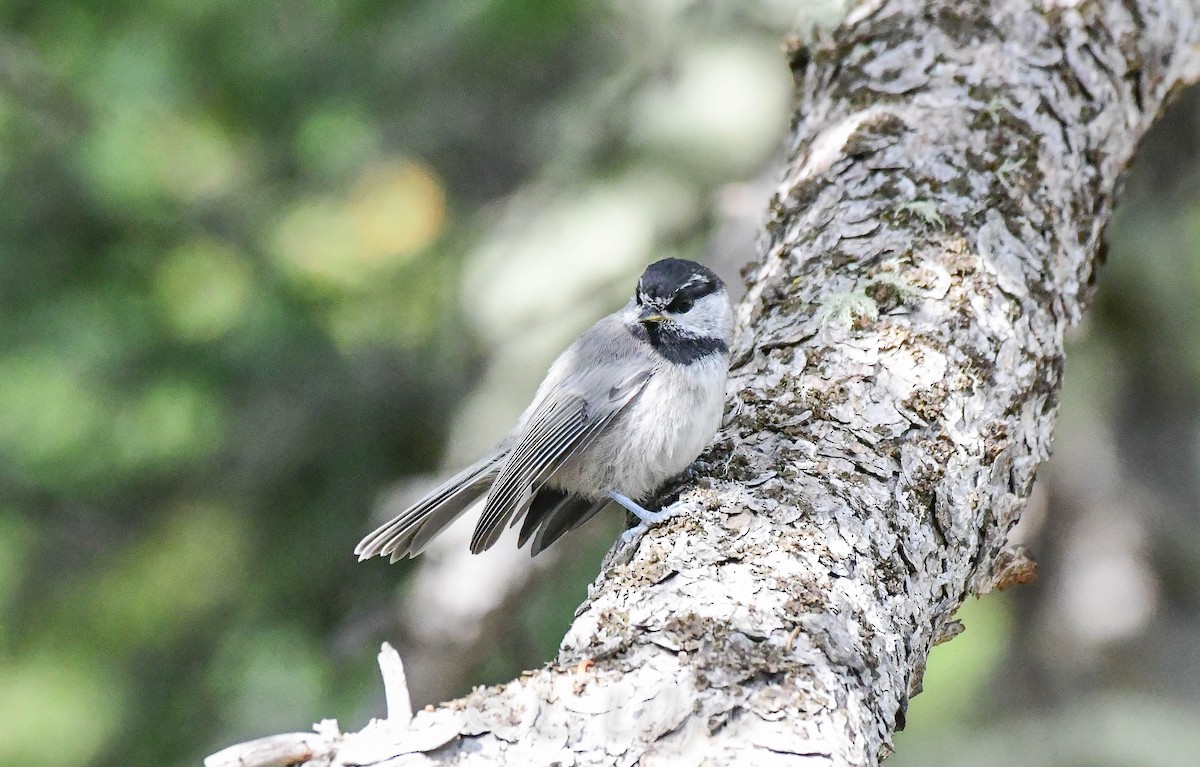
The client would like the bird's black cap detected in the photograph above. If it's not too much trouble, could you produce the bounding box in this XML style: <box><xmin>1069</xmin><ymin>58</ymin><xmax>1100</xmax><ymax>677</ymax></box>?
<box><xmin>636</xmin><ymin>258</ymin><xmax>723</xmax><ymax>302</ymax></box>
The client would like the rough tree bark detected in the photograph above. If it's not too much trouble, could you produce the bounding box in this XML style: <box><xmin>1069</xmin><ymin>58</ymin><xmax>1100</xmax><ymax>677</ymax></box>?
<box><xmin>208</xmin><ymin>1</ymin><xmax>1200</xmax><ymax>765</ymax></box>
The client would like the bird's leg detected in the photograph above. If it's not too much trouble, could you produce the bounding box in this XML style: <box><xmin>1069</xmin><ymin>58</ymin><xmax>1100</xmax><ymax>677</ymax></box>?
<box><xmin>608</xmin><ymin>490</ymin><xmax>674</xmax><ymax>524</ymax></box>
<box><xmin>609</xmin><ymin>490</ymin><xmax>682</xmax><ymax>548</ymax></box>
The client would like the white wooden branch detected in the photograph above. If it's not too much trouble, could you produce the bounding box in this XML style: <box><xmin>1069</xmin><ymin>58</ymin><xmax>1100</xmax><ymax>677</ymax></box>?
<box><xmin>378</xmin><ymin>642</ymin><xmax>414</xmax><ymax>725</ymax></box>
<box><xmin>207</xmin><ymin>1</ymin><xmax>1200</xmax><ymax>765</ymax></box>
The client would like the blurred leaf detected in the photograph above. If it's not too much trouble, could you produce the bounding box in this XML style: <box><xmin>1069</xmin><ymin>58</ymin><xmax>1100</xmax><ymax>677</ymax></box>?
<box><xmin>112</xmin><ymin>379</ymin><xmax>226</xmax><ymax>472</ymax></box>
<box><xmin>79</xmin><ymin>108</ymin><xmax>241</xmax><ymax>210</ymax></box>
<box><xmin>897</xmin><ymin>595</ymin><xmax>1013</xmax><ymax>735</ymax></box>
<box><xmin>209</xmin><ymin>625</ymin><xmax>329</xmax><ymax>739</ymax></box>
<box><xmin>153</xmin><ymin>238</ymin><xmax>255</xmax><ymax>341</ymax></box>
<box><xmin>322</xmin><ymin>262</ymin><xmax>448</xmax><ymax>351</ymax></box>
<box><xmin>295</xmin><ymin>104</ymin><xmax>380</xmax><ymax>181</ymax></box>
<box><xmin>72</xmin><ymin>503</ymin><xmax>248</xmax><ymax>651</ymax></box>
<box><xmin>0</xmin><ymin>652</ymin><xmax>126</xmax><ymax>767</ymax></box>
<box><xmin>269</xmin><ymin>158</ymin><xmax>446</xmax><ymax>289</ymax></box>
<box><xmin>0</xmin><ymin>510</ymin><xmax>34</xmax><ymax>638</ymax></box>
<box><xmin>0</xmin><ymin>352</ymin><xmax>108</xmax><ymax>488</ymax></box>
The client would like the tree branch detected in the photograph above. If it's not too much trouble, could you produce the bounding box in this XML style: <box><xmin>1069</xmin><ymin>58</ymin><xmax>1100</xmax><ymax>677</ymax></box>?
<box><xmin>208</xmin><ymin>0</ymin><xmax>1200</xmax><ymax>764</ymax></box>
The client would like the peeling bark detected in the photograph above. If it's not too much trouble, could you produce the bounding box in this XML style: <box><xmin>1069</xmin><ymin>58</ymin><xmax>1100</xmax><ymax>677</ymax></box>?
<box><xmin>207</xmin><ymin>1</ymin><xmax>1200</xmax><ymax>765</ymax></box>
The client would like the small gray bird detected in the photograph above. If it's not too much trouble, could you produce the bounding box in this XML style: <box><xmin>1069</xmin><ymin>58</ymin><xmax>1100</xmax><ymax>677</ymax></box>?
<box><xmin>355</xmin><ymin>258</ymin><xmax>733</xmax><ymax>561</ymax></box>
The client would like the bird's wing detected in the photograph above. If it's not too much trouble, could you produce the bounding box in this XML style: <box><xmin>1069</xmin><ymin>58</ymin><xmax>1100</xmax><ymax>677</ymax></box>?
<box><xmin>469</xmin><ymin>359</ymin><xmax>652</xmax><ymax>554</ymax></box>
<box><xmin>522</xmin><ymin>492</ymin><xmax>612</xmax><ymax>556</ymax></box>
<box><xmin>355</xmin><ymin>447</ymin><xmax>506</xmax><ymax>562</ymax></box>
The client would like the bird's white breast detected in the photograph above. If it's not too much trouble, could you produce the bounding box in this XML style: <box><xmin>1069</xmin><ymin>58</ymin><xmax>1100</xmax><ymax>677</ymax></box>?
<box><xmin>602</xmin><ymin>353</ymin><xmax>728</xmax><ymax>499</ymax></box>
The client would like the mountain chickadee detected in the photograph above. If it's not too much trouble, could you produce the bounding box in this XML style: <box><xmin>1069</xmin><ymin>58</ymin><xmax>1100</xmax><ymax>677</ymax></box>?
<box><xmin>355</xmin><ymin>258</ymin><xmax>733</xmax><ymax>561</ymax></box>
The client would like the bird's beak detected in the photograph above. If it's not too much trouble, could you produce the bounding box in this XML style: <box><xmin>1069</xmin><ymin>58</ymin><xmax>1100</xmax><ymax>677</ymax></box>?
<box><xmin>638</xmin><ymin>307</ymin><xmax>666</xmax><ymax>324</ymax></box>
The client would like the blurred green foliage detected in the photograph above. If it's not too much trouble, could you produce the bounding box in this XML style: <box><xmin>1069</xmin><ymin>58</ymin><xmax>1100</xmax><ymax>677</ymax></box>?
<box><xmin>0</xmin><ymin>1</ymin><xmax>613</xmax><ymax>764</ymax></box>
<box><xmin>899</xmin><ymin>596</ymin><xmax>1014</xmax><ymax>735</ymax></box>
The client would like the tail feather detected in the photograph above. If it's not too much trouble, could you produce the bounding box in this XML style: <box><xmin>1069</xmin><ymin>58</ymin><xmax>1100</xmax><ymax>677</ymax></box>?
<box><xmin>355</xmin><ymin>451</ymin><xmax>504</xmax><ymax>562</ymax></box>
<box><xmin>402</xmin><ymin>488</ymin><xmax>487</xmax><ymax>558</ymax></box>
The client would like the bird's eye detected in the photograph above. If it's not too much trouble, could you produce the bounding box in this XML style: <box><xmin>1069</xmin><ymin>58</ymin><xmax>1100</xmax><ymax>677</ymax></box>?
<box><xmin>667</xmin><ymin>295</ymin><xmax>694</xmax><ymax>313</ymax></box>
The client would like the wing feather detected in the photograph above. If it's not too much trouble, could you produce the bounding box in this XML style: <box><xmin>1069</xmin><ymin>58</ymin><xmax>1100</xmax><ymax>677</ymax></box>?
<box><xmin>471</xmin><ymin>403</ymin><xmax>602</xmax><ymax>552</ymax></box>
<box><xmin>470</xmin><ymin>367</ymin><xmax>651</xmax><ymax>553</ymax></box>
<box><xmin>482</xmin><ymin>403</ymin><xmax>585</xmax><ymax>521</ymax></box>
<box><xmin>516</xmin><ymin>487</ymin><xmax>610</xmax><ymax>552</ymax></box>
<box><xmin>528</xmin><ymin>497</ymin><xmax>610</xmax><ymax>556</ymax></box>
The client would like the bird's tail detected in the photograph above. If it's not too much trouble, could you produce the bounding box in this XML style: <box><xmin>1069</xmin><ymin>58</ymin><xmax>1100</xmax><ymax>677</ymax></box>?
<box><xmin>355</xmin><ymin>450</ymin><xmax>505</xmax><ymax>562</ymax></box>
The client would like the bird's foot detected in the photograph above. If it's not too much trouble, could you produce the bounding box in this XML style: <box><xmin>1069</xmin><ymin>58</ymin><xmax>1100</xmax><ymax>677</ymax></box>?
<box><xmin>609</xmin><ymin>490</ymin><xmax>681</xmax><ymax>548</ymax></box>
<box><xmin>617</xmin><ymin>525</ymin><xmax>646</xmax><ymax>548</ymax></box>
<box><xmin>608</xmin><ymin>490</ymin><xmax>676</xmax><ymax>524</ymax></box>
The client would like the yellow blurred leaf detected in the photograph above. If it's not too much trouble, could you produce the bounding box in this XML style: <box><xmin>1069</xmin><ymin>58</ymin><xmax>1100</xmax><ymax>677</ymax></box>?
<box><xmin>349</xmin><ymin>160</ymin><xmax>447</xmax><ymax>261</ymax></box>
<box><xmin>269</xmin><ymin>157</ymin><xmax>446</xmax><ymax>288</ymax></box>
